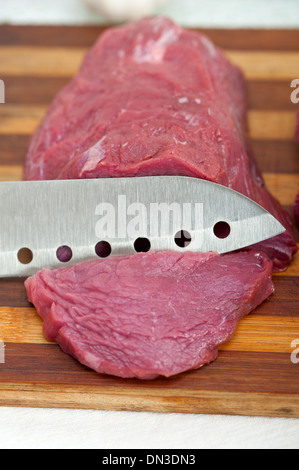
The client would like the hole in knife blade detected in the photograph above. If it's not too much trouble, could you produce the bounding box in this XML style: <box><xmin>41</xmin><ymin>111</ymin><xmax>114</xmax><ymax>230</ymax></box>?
<box><xmin>17</xmin><ymin>248</ymin><xmax>33</xmax><ymax>264</ymax></box>
<box><xmin>174</xmin><ymin>230</ymin><xmax>192</xmax><ymax>248</ymax></box>
<box><xmin>134</xmin><ymin>238</ymin><xmax>151</xmax><ymax>253</ymax></box>
<box><xmin>95</xmin><ymin>241</ymin><xmax>112</xmax><ymax>258</ymax></box>
<box><xmin>213</xmin><ymin>221</ymin><xmax>231</xmax><ymax>239</ymax></box>
<box><xmin>56</xmin><ymin>245</ymin><xmax>73</xmax><ymax>263</ymax></box>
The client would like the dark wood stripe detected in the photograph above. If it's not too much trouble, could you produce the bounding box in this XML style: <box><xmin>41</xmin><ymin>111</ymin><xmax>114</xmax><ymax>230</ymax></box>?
<box><xmin>198</xmin><ymin>28</ymin><xmax>299</xmax><ymax>51</ymax></box>
<box><xmin>0</xmin><ymin>278</ymin><xmax>31</xmax><ymax>308</ymax></box>
<box><xmin>0</xmin><ymin>135</ymin><xmax>29</xmax><ymax>165</ymax></box>
<box><xmin>1</xmin><ymin>26</ymin><xmax>299</xmax><ymax>51</ymax></box>
<box><xmin>3</xmin><ymin>76</ymin><xmax>298</xmax><ymax>111</ymax></box>
<box><xmin>0</xmin><ymin>25</ymin><xmax>109</xmax><ymax>48</ymax></box>
<box><xmin>3</xmin><ymin>76</ymin><xmax>69</xmax><ymax>105</ymax></box>
<box><xmin>251</xmin><ymin>140</ymin><xmax>299</xmax><ymax>174</ymax></box>
<box><xmin>247</xmin><ymin>81</ymin><xmax>299</xmax><ymax>111</ymax></box>
<box><xmin>260</xmin><ymin>275</ymin><xmax>299</xmax><ymax>316</ymax></box>
<box><xmin>1</xmin><ymin>343</ymin><xmax>298</xmax><ymax>395</ymax></box>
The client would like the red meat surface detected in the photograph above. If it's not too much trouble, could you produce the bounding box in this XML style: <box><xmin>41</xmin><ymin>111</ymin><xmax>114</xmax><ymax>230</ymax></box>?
<box><xmin>24</xmin><ymin>17</ymin><xmax>297</xmax><ymax>379</ymax></box>
<box><xmin>25</xmin><ymin>251</ymin><xmax>274</xmax><ymax>380</ymax></box>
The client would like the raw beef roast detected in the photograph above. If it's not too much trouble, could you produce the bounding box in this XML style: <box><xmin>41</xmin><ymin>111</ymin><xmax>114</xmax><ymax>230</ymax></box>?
<box><xmin>24</xmin><ymin>17</ymin><xmax>297</xmax><ymax>379</ymax></box>
<box><xmin>25</xmin><ymin>251</ymin><xmax>274</xmax><ymax>379</ymax></box>
<box><xmin>24</xmin><ymin>17</ymin><xmax>297</xmax><ymax>271</ymax></box>
<box><xmin>292</xmin><ymin>112</ymin><xmax>299</xmax><ymax>226</ymax></box>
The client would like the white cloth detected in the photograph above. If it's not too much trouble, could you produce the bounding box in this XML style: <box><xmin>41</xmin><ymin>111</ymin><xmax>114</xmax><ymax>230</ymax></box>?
<box><xmin>0</xmin><ymin>0</ymin><xmax>298</xmax><ymax>449</ymax></box>
<box><xmin>0</xmin><ymin>0</ymin><xmax>298</xmax><ymax>28</ymax></box>
<box><xmin>1</xmin><ymin>407</ymin><xmax>299</xmax><ymax>449</ymax></box>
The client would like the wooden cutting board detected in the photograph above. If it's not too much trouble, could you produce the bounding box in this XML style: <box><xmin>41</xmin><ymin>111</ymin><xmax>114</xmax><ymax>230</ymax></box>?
<box><xmin>0</xmin><ymin>25</ymin><xmax>298</xmax><ymax>418</ymax></box>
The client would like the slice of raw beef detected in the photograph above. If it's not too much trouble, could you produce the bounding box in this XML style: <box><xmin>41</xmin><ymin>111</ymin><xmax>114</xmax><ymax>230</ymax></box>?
<box><xmin>23</xmin><ymin>17</ymin><xmax>297</xmax><ymax>379</ymax></box>
<box><xmin>23</xmin><ymin>17</ymin><xmax>297</xmax><ymax>271</ymax></box>
<box><xmin>25</xmin><ymin>251</ymin><xmax>274</xmax><ymax>380</ymax></box>
<box><xmin>292</xmin><ymin>112</ymin><xmax>299</xmax><ymax>226</ymax></box>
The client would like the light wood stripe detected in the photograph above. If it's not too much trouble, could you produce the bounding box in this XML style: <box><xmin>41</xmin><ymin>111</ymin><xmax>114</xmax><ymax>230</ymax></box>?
<box><xmin>248</xmin><ymin>111</ymin><xmax>297</xmax><ymax>141</ymax></box>
<box><xmin>1</xmin><ymin>26</ymin><xmax>299</xmax><ymax>51</ymax></box>
<box><xmin>262</xmin><ymin>173</ymin><xmax>299</xmax><ymax>205</ymax></box>
<box><xmin>220</xmin><ymin>315</ymin><xmax>299</xmax><ymax>352</ymax></box>
<box><xmin>1</xmin><ymin>383</ymin><xmax>299</xmax><ymax>417</ymax></box>
<box><xmin>225</xmin><ymin>51</ymin><xmax>299</xmax><ymax>80</ymax></box>
<box><xmin>0</xmin><ymin>307</ymin><xmax>298</xmax><ymax>353</ymax></box>
<box><xmin>0</xmin><ymin>104</ymin><xmax>297</xmax><ymax>141</ymax></box>
<box><xmin>0</xmin><ymin>307</ymin><xmax>49</xmax><ymax>344</ymax></box>
<box><xmin>0</xmin><ymin>47</ymin><xmax>299</xmax><ymax>80</ymax></box>
<box><xmin>0</xmin><ymin>47</ymin><xmax>85</xmax><ymax>78</ymax></box>
<box><xmin>0</xmin><ymin>165</ymin><xmax>24</xmax><ymax>181</ymax></box>
<box><xmin>0</xmin><ymin>105</ymin><xmax>45</xmax><ymax>135</ymax></box>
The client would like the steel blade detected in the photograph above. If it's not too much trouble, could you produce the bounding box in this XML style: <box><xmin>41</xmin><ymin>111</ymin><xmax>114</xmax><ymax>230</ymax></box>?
<box><xmin>0</xmin><ymin>176</ymin><xmax>285</xmax><ymax>277</ymax></box>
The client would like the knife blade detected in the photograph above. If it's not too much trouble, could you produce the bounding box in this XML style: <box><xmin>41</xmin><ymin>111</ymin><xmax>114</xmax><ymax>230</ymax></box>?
<box><xmin>0</xmin><ymin>176</ymin><xmax>285</xmax><ymax>277</ymax></box>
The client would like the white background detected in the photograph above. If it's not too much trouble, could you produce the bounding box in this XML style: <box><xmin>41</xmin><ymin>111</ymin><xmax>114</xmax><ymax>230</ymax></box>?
<box><xmin>0</xmin><ymin>0</ymin><xmax>299</xmax><ymax>450</ymax></box>
<box><xmin>0</xmin><ymin>0</ymin><xmax>298</xmax><ymax>27</ymax></box>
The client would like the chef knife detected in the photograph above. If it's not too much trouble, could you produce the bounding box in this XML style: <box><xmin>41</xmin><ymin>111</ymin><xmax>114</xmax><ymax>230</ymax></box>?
<box><xmin>0</xmin><ymin>176</ymin><xmax>285</xmax><ymax>277</ymax></box>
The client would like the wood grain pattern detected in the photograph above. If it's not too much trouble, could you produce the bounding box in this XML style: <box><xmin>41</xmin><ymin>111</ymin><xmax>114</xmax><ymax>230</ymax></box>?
<box><xmin>1</xmin><ymin>26</ymin><xmax>299</xmax><ymax>51</ymax></box>
<box><xmin>0</xmin><ymin>47</ymin><xmax>85</xmax><ymax>77</ymax></box>
<box><xmin>1</xmin><ymin>344</ymin><xmax>298</xmax><ymax>417</ymax></box>
<box><xmin>0</xmin><ymin>307</ymin><xmax>47</xmax><ymax>344</ymax></box>
<box><xmin>248</xmin><ymin>111</ymin><xmax>297</xmax><ymax>140</ymax></box>
<box><xmin>0</xmin><ymin>105</ymin><xmax>297</xmax><ymax>139</ymax></box>
<box><xmin>2</xmin><ymin>343</ymin><xmax>298</xmax><ymax>394</ymax></box>
<box><xmin>225</xmin><ymin>51</ymin><xmax>299</xmax><ymax>80</ymax></box>
<box><xmin>0</xmin><ymin>165</ymin><xmax>24</xmax><ymax>181</ymax></box>
<box><xmin>2</xmin><ymin>76</ymin><xmax>296</xmax><ymax>111</ymax></box>
<box><xmin>262</xmin><ymin>173</ymin><xmax>299</xmax><ymax>205</ymax></box>
<box><xmin>0</xmin><ymin>275</ymin><xmax>298</xmax><ymax>311</ymax></box>
<box><xmin>0</xmin><ymin>104</ymin><xmax>46</xmax><ymax>134</ymax></box>
<box><xmin>1</xmin><ymin>47</ymin><xmax>299</xmax><ymax>80</ymax></box>
<box><xmin>0</xmin><ymin>26</ymin><xmax>298</xmax><ymax>418</ymax></box>
<box><xmin>250</xmin><ymin>141</ymin><xmax>299</xmax><ymax>174</ymax></box>
<box><xmin>1</xmin><ymin>306</ymin><xmax>298</xmax><ymax>353</ymax></box>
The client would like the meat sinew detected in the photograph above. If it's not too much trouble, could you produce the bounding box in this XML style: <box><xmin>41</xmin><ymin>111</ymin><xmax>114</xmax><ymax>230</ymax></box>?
<box><xmin>25</xmin><ymin>251</ymin><xmax>274</xmax><ymax>380</ymax></box>
<box><xmin>24</xmin><ymin>17</ymin><xmax>297</xmax><ymax>379</ymax></box>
